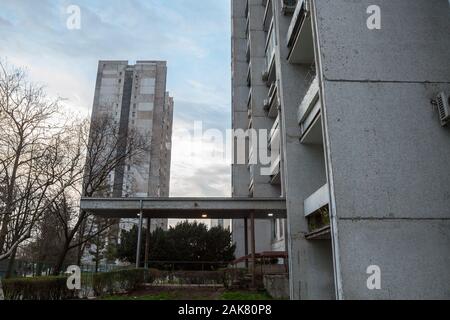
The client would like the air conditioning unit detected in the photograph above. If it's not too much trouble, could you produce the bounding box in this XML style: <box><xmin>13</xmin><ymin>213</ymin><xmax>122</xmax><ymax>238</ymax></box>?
<box><xmin>262</xmin><ymin>70</ymin><xmax>269</xmax><ymax>82</ymax></box>
<box><xmin>436</xmin><ymin>92</ymin><xmax>450</xmax><ymax>127</ymax></box>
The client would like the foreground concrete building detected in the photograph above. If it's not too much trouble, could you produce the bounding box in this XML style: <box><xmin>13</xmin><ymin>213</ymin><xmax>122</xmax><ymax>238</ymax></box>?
<box><xmin>90</xmin><ymin>60</ymin><xmax>173</xmax><ymax>235</ymax></box>
<box><xmin>232</xmin><ymin>0</ymin><xmax>450</xmax><ymax>299</ymax></box>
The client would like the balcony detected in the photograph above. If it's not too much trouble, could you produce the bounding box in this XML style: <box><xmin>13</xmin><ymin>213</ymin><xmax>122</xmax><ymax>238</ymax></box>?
<box><xmin>247</xmin><ymin>61</ymin><xmax>252</xmax><ymax>87</ymax></box>
<box><xmin>247</xmin><ymin>88</ymin><xmax>252</xmax><ymax>119</ymax></box>
<box><xmin>268</xmin><ymin>114</ymin><xmax>280</xmax><ymax>150</ymax></box>
<box><xmin>281</xmin><ymin>0</ymin><xmax>298</xmax><ymax>15</ymax></box>
<box><xmin>304</xmin><ymin>184</ymin><xmax>329</xmax><ymax>218</ymax></box>
<box><xmin>245</xmin><ymin>11</ymin><xmax>250</xmax><ymax>40</ymax></box>
<box><xmin>263</xmin><ymin>82</ymin><xmax>279</xmax><ymax>118</ymax></box>
<box><xmin>248</xmin><ymin>163</ymin><xmax>255</xmax><ymax>194</ymax></box>
<box><xmin>304</xmin><ymin>184</ymin><xmax>330</xmax><ymax>240</ymax></box>
<box><xmin>245</xmin><ymin>0</ymin><xmax>249</xmax><ymax>18</ymax></box>
<box><xmin>246</xmin><ymin>38</ymin><xmax>251</xmax><ymax>62</ymax></box>
<box><xmin>268</xmin><ymin>115</ymin><xmax>281</xmax><ymax>185</ymax></box>
<box><xmin>269</xmin><ymin>154</ymin><xmax>281</xmax><ymax>185</ymax></box>
<box><xmin>286</xmin><ymin>0</ymin><xmax>314</xmax><ymax>64</ymax></box>
<box><xmin>262</xmin><ymin>20</ymin><xmax>277</xmax><ymax>85</ymax></box>
<box><xmin>298</xmin><ymin>76</ymin><xmax>319</xmax><ymax>124</ymax></box>
<box><xmin>298</xmin><ymin>77</ymin><xmax>322</xmax><ymax>144</ymax></box>
<box><xmin>262</xmin><ymin>0</ymin><xmax>273</xmax><ymax>32</ymax></box>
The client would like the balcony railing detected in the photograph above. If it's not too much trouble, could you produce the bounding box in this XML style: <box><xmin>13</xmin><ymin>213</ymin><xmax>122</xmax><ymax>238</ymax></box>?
<box><xmin>297</xmin><ymin>76</ymin><xmax>319</xmax><ymax>125</ymax></box>
<box><xmin>268</xmin><ymin>114</ymin><xmax>280</xmax><ymax>150</ymax></box>
<box><xmin>298</xmin><ymin>76</ymin><xmax>321</xmax><ymax>142</ymax></box>
<box><xmin>304</xmin><ymin>184</ymin><xmax>330</xmax><ymax>240</ymax></box>
<box><xmin>262</xmin><ymin>20</ymin><xmax>276</xmax><ymax>84</ymax></box>
<box><xmin>268</xmin><ymin>115</ymin><xmax>281</xmax><ymax>185</ymax></box>
<box><xmin>304</xmin><ymin>184</ymin><xmax>329</xmax><ymax>218</ymax></box>
<box><xmin>286</xmin><ymin>0</ymin><xmax>314</xmax><ymax>64</ymax></box>
<box><xmin>247</xmin><ymin>61</ymin><xmax>252</xmax><ymax>87</ymax></box>
<box><xmin>287</xmin><ymin>0</ymin><xmax>306</xmax><ymax>46</ymax></box>
<box><xmin>269</xmin><ymin>154</ymin><xmax>281</xmax><ymax>184</ymax></box>
<box><xmin>264</xmin><ymin>82</ymin><xmax>279</xmax><ymax>118</ymax></box>
<box><xmin>246</xmin><ymin>38</ymin><xmax>251</xmax><ymax>62</ymax></box>
<box><xmin>263</xmin><ymin>0</ymin><xmax>273</xmax><ymax>32</ymax></box>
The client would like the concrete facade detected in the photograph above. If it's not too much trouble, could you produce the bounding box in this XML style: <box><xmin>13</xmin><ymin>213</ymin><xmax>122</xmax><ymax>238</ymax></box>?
<box><xmin>90</xmin><ymin>60</ymin><xmax>173</xmax><ymax>236</ymax></box>
<box><xmin>231</xmin><ymin>0</ymin><xmax>287</xmax><ymax>262</ymax></box>
<box><xmin>232</xmin><ymin>0</ymin><xmax>450</xmax><ymax>300</ymax></box>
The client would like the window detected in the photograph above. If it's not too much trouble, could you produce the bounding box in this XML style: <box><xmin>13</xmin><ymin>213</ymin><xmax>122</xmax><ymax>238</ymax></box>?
<box><xmin>138</xmin><ymin>102</ymin><xmax>154</xmax><ymax>111</ymax></box>
<box><xmin>140</xmin><ymin>78</ymin><xmax>156</xmax><ymax>94</ymax></box>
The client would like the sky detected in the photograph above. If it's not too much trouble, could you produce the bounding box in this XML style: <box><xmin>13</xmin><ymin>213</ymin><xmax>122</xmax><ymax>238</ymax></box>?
<box><xmin>0</xmin><ymin>0</ymin><xmax>232</xmax><ymax>212</ymax></box>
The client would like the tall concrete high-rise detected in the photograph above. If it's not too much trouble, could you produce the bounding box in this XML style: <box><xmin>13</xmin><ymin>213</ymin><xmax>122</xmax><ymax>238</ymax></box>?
<box><xmin>231</xmin><ymin>0</ymin><xmax>287</xmax><ymax>263</ymax></box>
<box><xmin>232</xmin><ymin>0</ymin><xmax>450</xmax><ymax>299</ymax></box>
<box><xmin>90</xmin><ymin>60</ymin><xmax>174</xmax><ymax>235</ymax></box>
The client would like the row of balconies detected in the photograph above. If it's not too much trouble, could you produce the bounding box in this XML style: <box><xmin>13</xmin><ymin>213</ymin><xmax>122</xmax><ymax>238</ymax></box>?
<box><xmin>285</xmin><ymin>1</ymin><xmax>330</xmax><ymax>239</ymax></box>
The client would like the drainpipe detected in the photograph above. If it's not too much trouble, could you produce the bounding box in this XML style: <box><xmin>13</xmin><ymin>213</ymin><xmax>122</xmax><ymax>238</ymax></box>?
<box><xmin>144</xmin><ymin>218</ymin><xmax>151</xmax><ymax>269</ymax></box>
<box><xmin>250</xmin><ymin>211</ymin><xmax>256</xmax><ymax>288</ymax></box>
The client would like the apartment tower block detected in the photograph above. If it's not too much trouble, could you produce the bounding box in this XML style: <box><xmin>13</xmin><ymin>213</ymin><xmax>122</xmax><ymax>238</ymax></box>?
<box><xmin>232</xmin><ymin>0</ymin><xmax>450</xmax><ymax>299</ymax></box>
<box><xmin>90</xmin><ymin>60</ymin><xmax>173</xmax><ymax>233</ymax></box>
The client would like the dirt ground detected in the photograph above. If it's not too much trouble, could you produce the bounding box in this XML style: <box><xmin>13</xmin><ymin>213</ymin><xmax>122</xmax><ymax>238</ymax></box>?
<box><xmin>101</xmin><ymin>285</ymin><xmax>273</xmax><ymax>300</ymax></box>
<box><xmin>136</xmin><ymin>285</ymin><xmax>223</xmax><ymax>300</ymax></box>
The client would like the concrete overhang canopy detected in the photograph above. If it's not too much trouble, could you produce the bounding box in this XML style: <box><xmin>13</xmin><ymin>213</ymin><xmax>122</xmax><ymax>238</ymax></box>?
<box><xmin>80</xmin><ymin>197</ymin><xmax>287</xmax><ymax>220</ymax></box>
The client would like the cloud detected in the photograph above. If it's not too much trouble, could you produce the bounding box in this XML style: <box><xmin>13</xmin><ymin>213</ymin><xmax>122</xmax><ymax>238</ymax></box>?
<box><xmin>0</xmin><ymin>16</ymin><xmax>11</xmax><ymax>26</ymax></box>
<box><xmin>0</xmin><ymin>0</ymin><xmax>232</xmax><ymax>203</ymax></box>
<box><xmin>169</xmin><ymin>115</ymin><xmax>231</xmax><ymax>198</ymax></box>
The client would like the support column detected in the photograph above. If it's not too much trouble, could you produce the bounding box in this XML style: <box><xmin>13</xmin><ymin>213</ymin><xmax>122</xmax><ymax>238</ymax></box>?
<box><xmin>244</xmin><ymin>218</ymin><xmax>249</xmax><ymax>268</ymax></box>
<box><xmin>250</xmin><ymin>211</ymin><xmax>256</xmax><ymax>288</ymax></box>
<box><xmin>144</xmin><ymin>218</ymin><xmax>151</xmax><ymax>269</ymax></box>
<box><xmin>136</xmin><ymin>200</ymin><xmax>144</xmax><ymax>268</ymax></box>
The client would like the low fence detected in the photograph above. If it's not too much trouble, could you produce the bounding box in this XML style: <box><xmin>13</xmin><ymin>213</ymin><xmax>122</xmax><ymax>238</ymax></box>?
<box><xmin>0</xmin><ymin>260</ymin><xmax>123</xmax><ymax>279</ymax></box>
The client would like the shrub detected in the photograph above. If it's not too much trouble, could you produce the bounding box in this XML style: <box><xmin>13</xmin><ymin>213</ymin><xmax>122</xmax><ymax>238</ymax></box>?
<box><xmin>165</xmin><ymin>270</ymin><xmax>225</xmax><ymax>285</ymax></box>
<box><xmin>223</xmin><ymin>268</ymin><xmax>248</xmax><ymax>288</ymax></box>
<box><xmin>92</xmin><ymin>268</ymin><xmax>150</xmax><ymax>297</ymax></box>
<box><xmin>2</xmin><ymin>276</ymin><xmax>73</xmax><ymax>300</ymax></box>
<box><xmin>146</xmin><ymin>268</ymin><xmax>161</xmax><ymax>284</ymax></box>
<box><xmin>92</xmin><ymin>272</ymin><xmax>116</xmax><ymax>296</ymax></box>
<box><xmin>116</xmin><ymin>269</ymin><xmax>146</xmax><ymax>292</ymax></box>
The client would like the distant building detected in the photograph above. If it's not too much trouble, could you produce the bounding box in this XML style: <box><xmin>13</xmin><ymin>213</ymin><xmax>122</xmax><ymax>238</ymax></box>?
<box><xmin>89</xmin><ymin>60</ymin><xmax>173</xmax><ymax>240</ymax></box>
<box><xmin>210</xmin><ymin>219</ymin><xmax>231</xmax><ymax>230</ymax></box>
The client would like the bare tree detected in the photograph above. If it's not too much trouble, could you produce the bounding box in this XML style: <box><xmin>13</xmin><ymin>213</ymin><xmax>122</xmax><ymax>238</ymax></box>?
<box><xmin>51</xmin><ymin>114</ymin><xmax>148</xmax><ymax>274</ymax></box>
<box><xmin>0</xmin><ymin>60</ymin><xmax>148</xmax><ymax>276</ymax></box>
<box><xmin>0</xmin><ymin>61</ymin><xmax>82</xmax><ymax>264</ymax></box>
